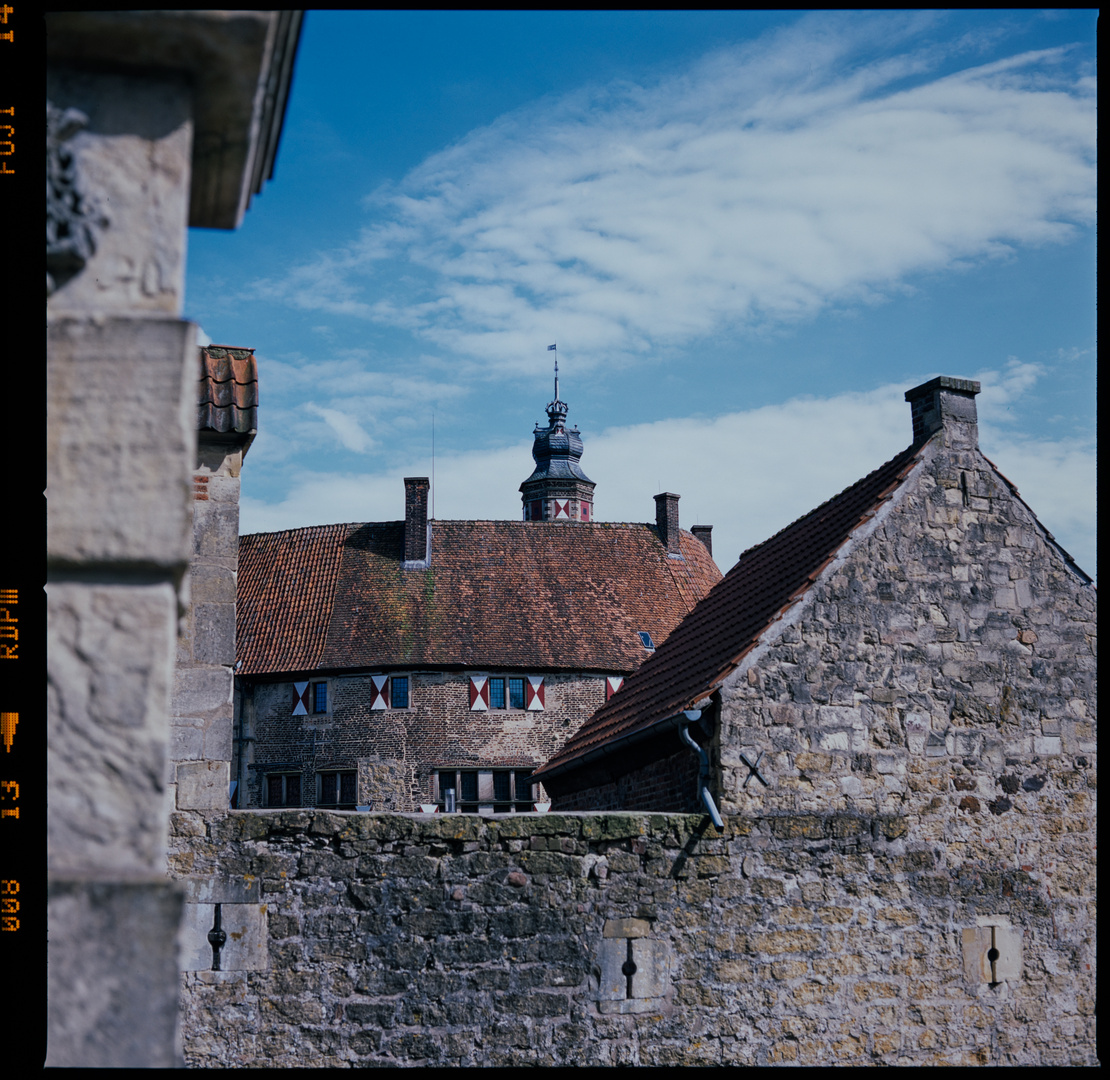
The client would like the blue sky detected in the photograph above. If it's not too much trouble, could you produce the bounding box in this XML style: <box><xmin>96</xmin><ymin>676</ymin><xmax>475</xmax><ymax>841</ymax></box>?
<box><xmin>185</xmin><ymin>10</ymin><xmax>1097</xmax><ymax>578</ymax></box>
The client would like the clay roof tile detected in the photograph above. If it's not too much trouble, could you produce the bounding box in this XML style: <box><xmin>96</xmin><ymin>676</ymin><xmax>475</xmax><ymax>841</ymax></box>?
<box><xmin>534</xmin><ymin>442</ymin><xmax>925</xmax><ymax>780</ymax></box>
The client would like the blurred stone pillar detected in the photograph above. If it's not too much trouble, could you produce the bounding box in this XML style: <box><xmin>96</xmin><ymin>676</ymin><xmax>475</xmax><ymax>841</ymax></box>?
<box><xmin>45</xmin><ymin>12</ymin><xmax>300</xmax><ymax>1067</ymax></box>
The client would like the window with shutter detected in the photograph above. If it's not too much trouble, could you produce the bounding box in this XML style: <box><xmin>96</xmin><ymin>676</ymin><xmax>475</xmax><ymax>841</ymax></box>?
<box><xmin>370</xmin><ymin>674</ymin><xmax>390</xmax><ymax>710</ymax></box>
<box><xmin>469</xmin><ymin>676</ymin><xmax>489</xmax><ymax>711</ymax></box>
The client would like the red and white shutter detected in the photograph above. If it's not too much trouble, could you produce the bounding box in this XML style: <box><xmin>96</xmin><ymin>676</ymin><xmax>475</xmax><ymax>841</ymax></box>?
<box><xmin>525</xmin><ymin>676</ymin><xmax>545</xmax><ymax>711</ymax></box>
<box><xmin>369</xmin><ymin>674</ymin><xmax>390</xmax><ymax>710</ymax></box>
<box><xmin>292</xmin><ymin>681</ymin><xmax>310</xmax><ymax>715</ymax></box>
<box><xmin>605</xmin><ymin>676</ymin><xmax>624</xmax><ymax>700</ymax></box>
<box><xmin>469</xmin><ymin>675</ymin><xmax>489</xmax><ymax>711</ymax></box>
<box><xmin>553</xmin><ymin>499</ymin><xmax>570</xmax><ymax>520</ymax></box>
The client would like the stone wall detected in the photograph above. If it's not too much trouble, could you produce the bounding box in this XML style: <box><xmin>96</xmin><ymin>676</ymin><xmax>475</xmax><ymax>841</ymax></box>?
<box><xmin>46</xmin><ymin>12</ymin><xmax>300</xmax><ymax>1066</ymax></box>
<box><xmin>710</xmin><ymin>431</ymin><xmax>1097</xmax><ymax>824</ymax></box>
<box><xmin>239</xmin><ymin>671</ymin><xmax>613</xmax><ymax>810</ymax></box>
<box><xmin>173</xmin><ymin>809</ymin><xmax>1096</xmax><ymax>1066</ymax></box>
<box><xmin>171</xmin><ymin>439</ymin><xmax>246</xmax><ymax>814</ymax></box>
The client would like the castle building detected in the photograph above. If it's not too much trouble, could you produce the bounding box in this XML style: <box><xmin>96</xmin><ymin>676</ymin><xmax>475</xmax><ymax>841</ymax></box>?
<box><xmin>233</xmin><ymin>382</ymin><xmax>721</xmax><ymax>812</ymax></box>
<box><xmin>535</xmin><ymin>376</ymin><xmax>1096</xmax><ymax>828</ymax></box>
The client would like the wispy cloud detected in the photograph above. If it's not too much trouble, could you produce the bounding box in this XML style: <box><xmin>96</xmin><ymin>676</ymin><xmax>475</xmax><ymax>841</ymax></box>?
<box><xmin>247</xmin><ymin>13</ymin><xmax>1095</xmax><ymax>375</ymax></box>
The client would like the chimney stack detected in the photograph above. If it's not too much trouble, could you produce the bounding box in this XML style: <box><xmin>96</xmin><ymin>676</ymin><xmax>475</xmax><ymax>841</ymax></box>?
<box><xmin>403</xmin><ymin>477</ymin><xmax>430</xmax><ymax>566</ymax></box>
<box><xmin>904</xmin><ymin>376</ymin><xmax>980</xmax><ymax>449</ymax></box>
<box><xmin>691</xmin><ymin>525</ymin><xmax>713</xmax><ymax>556</ymax></box>
<box><xmin>654</xmin><ymin>492</ymin><xmax>681</xmax><ymax>555</ymax></box>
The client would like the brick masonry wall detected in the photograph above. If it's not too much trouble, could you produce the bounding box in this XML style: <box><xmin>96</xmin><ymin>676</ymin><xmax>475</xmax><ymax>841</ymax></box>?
<box><xmin>239</xmin><ymin>671</ymin><xmax>612</xmax><ymax>810</ymax></box>
<box><xmin>552</xmin><ymin>748</ymin><xmax>702</xmax><ymax>814</ymax></box>
<box><xmin>172</xmin><ymin>809</ymin><xmax>1097</xmax><ymax>1066</ymax></box>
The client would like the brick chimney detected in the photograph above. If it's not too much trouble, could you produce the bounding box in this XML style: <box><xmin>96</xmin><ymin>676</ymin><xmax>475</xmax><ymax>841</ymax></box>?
<box><xmin>403</xmin><ymin>477</ymin><xmax>430</xmax><ymax>567</ymax></box>
<box><xmin>905</xmin><ymin>376</ymin><xmax>980</xmax><ymax>450</ymax></box>
<box><xmin>654</xmin><ymin>492</ymin><xmax>681</xmax><ymax>555</ymax></box>
<box><xmin>691</xmin><ymin>525</ymin><xmax>713</xmax><ymax>556</ymax></box>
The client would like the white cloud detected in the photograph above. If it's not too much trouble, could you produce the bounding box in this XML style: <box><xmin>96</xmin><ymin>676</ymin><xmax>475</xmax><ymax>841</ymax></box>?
<box><xmin>247</xmin><ymin>14</ymin><xmax>1095</xmax><ymax>376</ymax></box>
<box><xmin>304</xmin><ymin>402</ymin><xmax>376</xmax><ymax>454</ymax></box>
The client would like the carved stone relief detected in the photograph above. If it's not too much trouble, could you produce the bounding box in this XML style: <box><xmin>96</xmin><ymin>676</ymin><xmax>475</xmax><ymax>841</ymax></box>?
<box><xmin>47</xmin><ymin>100</ymin><xmax>109</xmax><ymax>297</ymax></box>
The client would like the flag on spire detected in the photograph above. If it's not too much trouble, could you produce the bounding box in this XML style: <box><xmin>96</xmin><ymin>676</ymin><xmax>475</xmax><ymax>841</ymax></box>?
<box><xmin>548</xmin><ymin>343</ymin><xmax>556</xmax><ymax>351</ymax></box>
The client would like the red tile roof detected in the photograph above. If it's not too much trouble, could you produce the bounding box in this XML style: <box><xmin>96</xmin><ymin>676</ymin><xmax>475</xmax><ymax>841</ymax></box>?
<box><xmin>236</xmin><ymin>520</ymin><xmax>722</xmax><ymax>677</ymax></box>
<box><xmin>534</xmin><ymin>442</ymin><xmax>925</xmax><ymax>782</ymax></box>
<box><xmin>198</xmin><ymin>345</ymin><xmax>258</xmax><ymax>435</ymax></box>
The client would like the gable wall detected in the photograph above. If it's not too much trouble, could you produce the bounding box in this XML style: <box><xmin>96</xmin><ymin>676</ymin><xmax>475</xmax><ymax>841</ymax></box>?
<box><xmin>713</xmin><ymin>438</ymin><xmax>1095</xmax><ymax>815</ymax></box>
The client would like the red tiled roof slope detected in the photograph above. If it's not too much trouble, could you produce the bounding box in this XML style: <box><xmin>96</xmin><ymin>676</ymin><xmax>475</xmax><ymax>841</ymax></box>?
<box><xmin>237</xmin><ymin>523</ymin><xmax>349</xmax><ymax>674</ymax></box>
<box><xmin>535</xmin><ymin>442</ymin><xmax>925</xmax><ymax>779</ymax></box>
<box><xmin>198</xmin><ymin>345</ymin><xmax>258</xmax><ymax>434</ymax></box>
<box><xmin>236</xmin><ymin>520</ymin><xmax>722</xmax><ymax>677</ymax></box>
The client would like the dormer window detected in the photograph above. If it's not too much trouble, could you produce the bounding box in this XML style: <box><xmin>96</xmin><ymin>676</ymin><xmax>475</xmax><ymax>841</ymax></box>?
<box><xmin>638</xmin><ymin>631</ymin><xmax>655</xmax><ymax>651</ymax></box>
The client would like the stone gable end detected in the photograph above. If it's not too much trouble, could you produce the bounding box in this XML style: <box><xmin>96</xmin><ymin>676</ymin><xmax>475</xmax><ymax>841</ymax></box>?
<box><xmin>712</xmin><ymin>434</ymin><xmax>1095</xmax><ymax>819</ymax></box>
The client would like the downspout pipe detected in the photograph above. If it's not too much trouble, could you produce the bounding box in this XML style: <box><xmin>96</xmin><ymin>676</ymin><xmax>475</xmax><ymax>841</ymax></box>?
<box><xmin>679</xmin><ymin>711</ymin><xmax>723</xmax><ymax>828</ymax></box>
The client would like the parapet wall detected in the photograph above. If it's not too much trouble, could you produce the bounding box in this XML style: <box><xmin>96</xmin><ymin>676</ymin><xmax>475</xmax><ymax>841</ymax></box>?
<box><xmin>174</xmin><ymin>809</ymin><xmax>1096</xmax><ymax>1066</ymax></box>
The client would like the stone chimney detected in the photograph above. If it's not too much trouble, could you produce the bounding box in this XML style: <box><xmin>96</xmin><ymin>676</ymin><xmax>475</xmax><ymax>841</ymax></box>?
<box><xmin>691</xmin><ymin>525</ymin><xmax>713</xmax><ymax>556</ymax></box>
<box><xmin>905</xmin><ymin>376</ymin><xmax>980</xmax><ymax>450</ymax></box>
<box><xmin>654</xmin><ymin>492</ymin><xmax>681</xmax><ymax>555</ymax></box>
<box><xmin>403</xmin><ymin>477</ymin><xmax>430</xmax><ymax>567</ymax></box>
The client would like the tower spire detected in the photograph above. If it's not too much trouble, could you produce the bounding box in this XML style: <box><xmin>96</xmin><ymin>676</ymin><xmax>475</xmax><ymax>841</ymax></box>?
<box><xmin>520</xmin><ymin>345</ymin><xmax>595</xmax><ymax>522</ymax></box>
<box><xmin>545</xmin><ymin>343</ymin><xmax>568</xmax><ymax>432</ymax></box>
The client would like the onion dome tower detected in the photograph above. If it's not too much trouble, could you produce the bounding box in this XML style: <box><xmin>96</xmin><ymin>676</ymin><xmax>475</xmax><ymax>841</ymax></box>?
<box><xmin>520</xmin><ymin>356</ymin><xmax>596</xmax><ymax>522</ymax></box>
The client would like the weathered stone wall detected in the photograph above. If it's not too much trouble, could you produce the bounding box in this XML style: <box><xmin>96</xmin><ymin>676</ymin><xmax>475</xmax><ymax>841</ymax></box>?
<box><xmin>710</xmin><ymin>435</ymin><xmax>1096</xmax><ymax>824</ymax></box>
<box><xmin>173</xmin><ymin>809</ymin><xmax>1096</xmax><ymax>1066</ymax></box>
<box><xmin>171</xmin><ymin>440</ymin><xmax>245</xmax><ymax>813</ymax></box>
<box><xmin>239</xmin><ymin>671</ymin><xmax>614</xmax><ymax>810</ymax></box>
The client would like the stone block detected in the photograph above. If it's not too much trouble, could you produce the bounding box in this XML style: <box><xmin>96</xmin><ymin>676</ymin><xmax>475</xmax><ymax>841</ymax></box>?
<box><xmin>47</xmin><ymin>581</ymin><xmax>177</xmax><ymax>875</ymax></box>
<box><xmin>47</xmin><ymin>877</ymin><xmax>184</xmax><ymax>1068</ymax></box>
<box><xmin>187</xmin><ymin>561</ymin><xmax>236</xmax><ymax>604</ymax></box>
<box><xmin>961</xmin><ymin>921</ymin><xmax>1022</xmax><ymax>984</ymax></box>
<box><xmin>170</xmin><ymin>717</ymin><xmax>206</xmax><ymax>762</ymax></box>
<box><xmin>179</xmin><ymin>902</ymin><xmax>268</xmax><ymax>971</ymax></box>
<box><xmin>47</xmin><ymin>317</ymin><xmax>196</xmax><ymax>568</ymax></box>
<box><xmin>193</xmin><ymin>603</ymin><xmax>235</xmax><ymax>665</ymax></box>
<box><xmin>173</xmin><ymin>665</ymin><xmax>233</xmax><ymax>714</ymax></box>
<box><xmin>193</xmin><ymin>499</ymin><xmax>240</xmax><ymax>560</ymax></box>
<box><xmin>204</xmin><ymin>713</ymin><xmax>234</xmax><ymax>761</ymax></box>
<box><xmin>47</xmin><ymin>66</ymin><xmax>192</xmax><ymax>316</ymax></box>
<box><xmin>596</xmin><ymin>936</ymin><xmax>670</xmax><ymax>1005</ymax></box>
<box><xmin>604</xmin><ymin>917</ymin><xmax>651</xmax><ymax>938</ymax></box>
<box><xmin>904</xmin><ymin>713</ymin><xmax>930</xmax><ymax>755</ymax></box>
<box><xmin>177</xmin><ymin>760</ymin><xmax>230</xmax><ymax>810</ymax></box>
